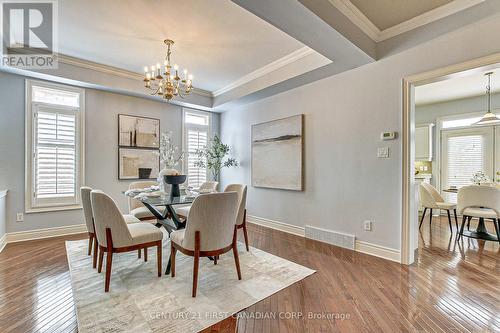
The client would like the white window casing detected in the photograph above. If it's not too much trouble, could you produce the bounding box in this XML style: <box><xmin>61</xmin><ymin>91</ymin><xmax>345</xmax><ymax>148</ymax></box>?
<box><xmin>25</xmin><ymin>80</ymin><xmax>85</xmax><ymax>212</ymax></box>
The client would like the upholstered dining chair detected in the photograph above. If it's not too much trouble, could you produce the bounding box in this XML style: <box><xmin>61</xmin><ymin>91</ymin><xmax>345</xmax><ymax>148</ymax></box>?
<box><xmin>128</xmin><ymin>181</ymin><xmax>166</xmax><ymax>221</ymax></box>
<box><xmin>224</xmin><ymin>184</ymin><xmax>249</xmax><ymax>251</ymax></box>
<box><xmin>197</xmin><ymin>181</ymin><xmax>219</xmax><ymax>193</ymax></box>
<box><xmin>81</xmin><ymin>187</ymin><xmax>142</xmax><ymax>268</ymax></box>
<box><xmin>91</xmin><ymin>190</ymin><xmax>164</xmax><ymax>292</ymax></box>
<box><xmin>457</xmin><ymin>185</ymin><xmax>500</xmax><ymax>243</ymax></box>
<box><xmin>419</xmin><ymin>183</ymin><xmax>458</xmax><ymax>232</ymax></box>
<box><xmin>175</xmin><ymin>181</ymin><xmax>219</xmax><ymax>218</ymax></box>
<box><xmin>170</xmin><ymin>192</ymin><xmax>241</xmax><ymax>297</ymax></box>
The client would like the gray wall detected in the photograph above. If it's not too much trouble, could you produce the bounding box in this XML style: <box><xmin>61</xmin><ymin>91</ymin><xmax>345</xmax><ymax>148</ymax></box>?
<box><xmin>0</xmin><ymin>71</ymin><xmax>219</xmax><ymax>233</ymax></box>
<box><xmin>220</xmin><ymin>13</ymin><xmax>500</xmax><ymax>251</ymax></box>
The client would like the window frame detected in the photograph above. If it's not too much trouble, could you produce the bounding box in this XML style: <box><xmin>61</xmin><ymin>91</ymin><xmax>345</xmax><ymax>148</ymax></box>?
<box><xmin>25</xmin><ymin>80</ymin><xmax>85</xmax><ymax>213</ymax></box>
<box><xmin>182</xmin><ymin>108</ymin><xmax>212</xmax><ymax>187</ymax></box>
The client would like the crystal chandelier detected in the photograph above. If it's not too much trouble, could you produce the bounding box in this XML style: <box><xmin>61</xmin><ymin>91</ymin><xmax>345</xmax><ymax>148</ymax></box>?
<box><xmin>143</xmin><ymin>39</ymin><xmax>193</xmax><ymax>101</ymax></box>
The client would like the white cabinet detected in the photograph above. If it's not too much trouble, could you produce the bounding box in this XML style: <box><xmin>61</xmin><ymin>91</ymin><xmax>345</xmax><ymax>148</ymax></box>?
<box><xmin>415</xmin><ymin>124</ymin><xmax>434</xmax><ymax>161</ymax></box>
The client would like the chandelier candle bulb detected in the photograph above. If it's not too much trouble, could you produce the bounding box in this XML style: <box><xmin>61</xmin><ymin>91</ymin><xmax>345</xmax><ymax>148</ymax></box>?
<box><xmin>142</xmin><ymin>39</ymin><xmax>193</xmax><ymax>101</ymax></box>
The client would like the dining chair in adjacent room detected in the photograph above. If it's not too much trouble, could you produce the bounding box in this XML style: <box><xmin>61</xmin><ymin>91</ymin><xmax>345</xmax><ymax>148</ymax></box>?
<box><xmin>81</xmin><ymin>187</ymin><xmax>143</xmax><ymax>268</ymax></box>
<box><xmin>91</xmin><ymin>190</ymin><xmax>164</xmax><ymax>292</ymax></box>
<box><xmin>457</xmin><ymin>185</ymin><xmax>500</xmax><ymax>244</ymax></box>
<box><xmin>128</xmin><ymin>181</ymin><xmax>166</xmax><ymax>221</ymax></box>
<box><xmin>169</xmin><ymin>192</ymin><xmax>241</xmax><ymax>297</ymax></box>
<box><xmin>419</xmin><ymin>183</ymin><xmax>458</xmax><ymax>232</ymax></box>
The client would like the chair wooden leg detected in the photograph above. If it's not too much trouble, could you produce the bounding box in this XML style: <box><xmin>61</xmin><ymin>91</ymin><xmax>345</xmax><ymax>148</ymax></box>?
<box><xmin>105</xmin><ymin>251</ymin><xmax>113</xmax><ymax>292</ymax></box>
<box><xmin>88</xmin><ymin>234</ymin><xmax>93</xmax><ymax>256</ymax></box>
<box><xmin>243</xmin><ymin>209</ymin><xmax>249</xmax><ymax>251</ymax></box>
<box><xmin>138</xmin><ymin>249</ymin><xmax>141</xmax><ymax>259</ymax></box>
<box><xmin>192</xmin><ymin>231</ymin><xmax>200</xmax><ymax>297</ymax></box>
<box><xmin>419</xmin><ymin>208</ymin><xmax>427</xmax><ymax>229</ymax></box>
<box><xmin>214</xmin><ymin>255</ymin><xmax>217</xmax><ymax>265</ymax></box>
<box><xmin>170</xmin><ymin>244</ymin><xmax>176</xmax><ymax>278</ymax></box>
<box><xmin>105</xmin><ymin>228</ymin><xmax>114</xmax><ymax>292</ymax></box>
<box><xmin>429</xmin><ymin>209</ymin><xmax>433</xmax><ymax>228</ymax></box>
<box><xmin>98</xmin><ymin>248</ymin><xmax>104</xmax><ymax>273</ymax></box>
<box><xmin>92</xmin><ymin>237</ymin><xmax>98</xmax><ymax>269</ymax></box>
<box><xmin>232</xmin><ymin>226</ymin><xmax>242</xmax><ymax>280</ymax></box>
<box><xmin>453</xmin><ymin>209</ymin><xmax>458</xmax><ymax>230</ymax></box>
<box><xmin>232</xmin><ymin>243</ymin><xmax>242</xmax><ymax>280</ymax></box>
<box><xmin>157</xmin><ymin>242</ymin><xmax>162</xmax><ymax>277</ymax></box>
<box><xmin>144</xmin><ymin>247</ymin><xmax>148</xmax><ymax>262</ymax></box>
<box><xmin>467</xmin><ymin>216</ymin><xmax>472</xmax><ymax>231</ymax></box>
<box><xmin>446</xmin><ymin>210</ymin><xmax>453</xmax><ymax>233</ymax></box>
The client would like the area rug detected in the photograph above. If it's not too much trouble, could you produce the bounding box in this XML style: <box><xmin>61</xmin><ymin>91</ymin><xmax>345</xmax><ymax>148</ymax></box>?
<box><xmin>66</xmin><ymin>236</ymin><xmax>315</xmax><ymax>333</ymax></box>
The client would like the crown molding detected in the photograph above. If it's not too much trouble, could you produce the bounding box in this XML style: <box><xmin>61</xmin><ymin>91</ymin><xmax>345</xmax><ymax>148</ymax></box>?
<box><xmin>379</xmin><ymin>0</ymin><xmax>485</xmax><ymax>41</ymax></box>
<box><xmin>56</xmin><ymin>54</ymin><xmax>213</xmax><ymax>97</ymax></box>
<box><xmin>213</xmin><ymin>46</ymin><xmax>315</xmax><ymax>97</ymax></box>
<box><xmin>327</xmin><ymin>0</ymin><xmax>380</xmax><ymax>41</ymax></box>
<box><xmin>328</xmin><ymin>0</ymin><xmax>485</xmax><ymax>42</ymax></box>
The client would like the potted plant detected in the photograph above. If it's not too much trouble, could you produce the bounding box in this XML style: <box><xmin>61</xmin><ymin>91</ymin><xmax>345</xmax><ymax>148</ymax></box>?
<box><xmin>194</xmin><ymin>135</ymin><xmax>238</xmax><ymax>183</ymax></box>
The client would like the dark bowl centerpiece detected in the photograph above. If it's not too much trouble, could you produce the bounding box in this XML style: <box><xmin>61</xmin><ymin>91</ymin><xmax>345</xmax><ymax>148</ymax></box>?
<box><xmin>163</xmin><ymin>174</ymin><xmax>187</xmax><ymax>197</ymax></box>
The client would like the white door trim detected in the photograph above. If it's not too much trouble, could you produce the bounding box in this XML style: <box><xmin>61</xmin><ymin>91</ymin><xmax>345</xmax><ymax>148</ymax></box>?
<box><xmin>402</xmin><ymin>52</ymin><xmax>500</xmax><ymax>265</ymax></box>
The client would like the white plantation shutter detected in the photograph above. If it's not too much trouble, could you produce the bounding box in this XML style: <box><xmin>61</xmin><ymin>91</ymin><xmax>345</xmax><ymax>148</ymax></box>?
<box><xmin>187</xmin><ymin>129</ymin><xmax>208</xmax><ymax>187</ymax></box>
<box><xmin>441</xmin><ymin>128</ymin><xmax>493</xmax><ymax>202</ymax></box>
<box><xmin>35</xmin><ymin>109</ymin><xmax>77</xmax><ymax>199</ymax></box>
<box><xmin>26</xmin><ymin>81</ymin><xmax>84</xmax><ymax>211</ymax></box>
<box><xmin>183</xmin><ymin>109</ymin><xmax>211</xmax><ymax>188</ymax></box>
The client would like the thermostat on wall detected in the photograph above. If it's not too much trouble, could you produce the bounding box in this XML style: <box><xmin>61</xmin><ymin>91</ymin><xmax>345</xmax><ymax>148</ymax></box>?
<box><xmin>381</xmin><ymin>131</ymin><xmax>397</xmax><ymax>141</ymax></box>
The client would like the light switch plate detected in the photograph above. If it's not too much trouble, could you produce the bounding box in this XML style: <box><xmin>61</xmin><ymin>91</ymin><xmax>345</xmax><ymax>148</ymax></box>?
<box><xmin>377</xmin><ymin>147</ymin><xmax>389</xmax><ymax>158</ymax></box>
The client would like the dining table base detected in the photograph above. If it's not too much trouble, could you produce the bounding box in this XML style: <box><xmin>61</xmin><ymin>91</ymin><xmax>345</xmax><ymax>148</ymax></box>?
<box><xmin>458</xmin><ymin>217</ymin><xmax>500</xmax><ymax>242</ymax></box>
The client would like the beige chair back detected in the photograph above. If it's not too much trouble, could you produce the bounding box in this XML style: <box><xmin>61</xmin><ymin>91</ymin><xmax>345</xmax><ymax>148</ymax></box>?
<box><xmin>224</xmin><ymin>184</ymin><xmax>247</xmax><ymax>226</ymax></box>
<box><xmin>183</xmin><ymin>192</ymin><xmax>238</xmax><ymax>251</ymax></box>
<box><xmin>80</xmin><ymin>186</ymin><xmax>94</xmax><ymax>233</ymax></box>
<box><xmin>457</xmin><ymin>185</ymin><xmax>500</xmax><ymax>217</ymax></box>
<box><xmin>128</xmin><ymin>181</ymin><xmax>158</xmax><ymax>211</ymax></box>
<box><xmin>199</xmin><ymin>181</ymin><xmax>218</xmax><ymax>192</ymax></box>
<box><xmin>91</xmin><ymin>191</ymin><xmax>133</xmax><ymax>248</ymax></box>
<box><xmin>419</xmin><ymin>183</ymin><xmax>444</xmax><ymax>209</ymax></box>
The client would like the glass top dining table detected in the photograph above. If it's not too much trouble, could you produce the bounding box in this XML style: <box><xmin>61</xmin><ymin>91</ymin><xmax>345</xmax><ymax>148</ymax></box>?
<box><xmin>124</xmin><ymin>192</ymin><xmax>195</xmax><ymax>231</ymax></box>
<box><xmin>123</xmin><ymin>193</ymin><xmax>198</xmax><ymax>274</ymax></box>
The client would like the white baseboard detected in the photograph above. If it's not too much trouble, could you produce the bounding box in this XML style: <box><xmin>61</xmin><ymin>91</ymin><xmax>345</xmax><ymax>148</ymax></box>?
<box><xmin>6</xmin><ymin>224</ymin><xmax>87</xmax><ymax>244</ymax></box>
<box><xmin>355</xmin><ymin>240</ymin><xmax>401</xmax><ymax>262</ymax></box>
<box><xmin>247</xmin><ymin>215</ymin><xmax>401</xmax><ymax>263</ymax></box>
<box><xmin>0</xmin><ymin>234</ymin><xmax>7</xmax><ymax>253</ymax></box>
<box><xmin>247</xmin><ymin>215</ymin><xmax>305</xmax><ymax>237</ymax></box>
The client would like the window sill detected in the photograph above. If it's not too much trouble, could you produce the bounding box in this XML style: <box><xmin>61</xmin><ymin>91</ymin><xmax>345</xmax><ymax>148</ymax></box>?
<box><xmin>26</xmin><ymin>204</ymin><xmax>83</xmax><ymax>214</ymax></box>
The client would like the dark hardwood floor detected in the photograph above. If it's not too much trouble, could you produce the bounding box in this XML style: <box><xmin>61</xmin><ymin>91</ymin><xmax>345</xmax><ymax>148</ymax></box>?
<box><xmin>0</xmin><ymin>216</ymin><xmax>498</xmax><ymax>332</ymax></box>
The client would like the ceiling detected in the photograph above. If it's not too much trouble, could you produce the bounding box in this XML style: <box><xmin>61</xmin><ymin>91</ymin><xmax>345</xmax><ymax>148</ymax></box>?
<box><xmin>415</xmin><ymin>67</ymin><xmax>500</xmax><ymax>105</ymax></box>
<box><xmin>57</xmin><ymin>0</ymin><xmax>305</xmax><ymax>92</ymax></box>
<box><xmin>349</xmin><ymin>0</ymin><xmax>451</xmax><ymax>30</ymax></box>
